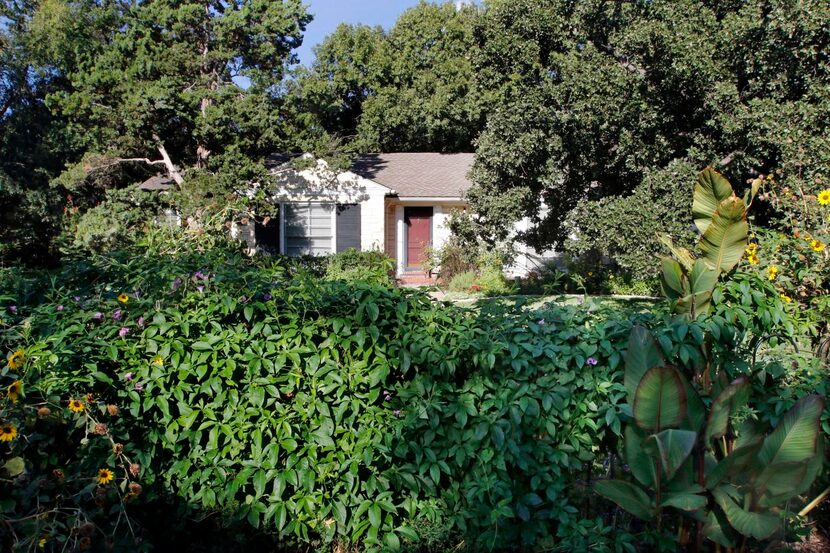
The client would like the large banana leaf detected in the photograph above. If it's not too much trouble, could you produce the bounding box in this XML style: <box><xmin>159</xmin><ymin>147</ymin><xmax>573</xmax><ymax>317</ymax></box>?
<box><xmin>643</xmin><ymin>429</ymin><xmax>697</xmax><ymax>480</ymax></box>
<box><xmin>712</xmin><ymin>487</ymin><xmax>779</xmax><ymax>540</ymax></box>
<box><xmin>659</xmin><ymin>234</ymin><xmax>695</xmax><ymax>272</ymax></box>
<box><xmin>682</xmin><ymin>377</ymin><xmax>706</xmax><ymax>433</ymax></box>
<box><xmin>704</xmin><ymin>376</ymin><xmax>750</xmax><ymax>443</ymax></box>
<box><xmin>699</xmin><ymin>196</ymin><xmax>748</xmax><ymax>274</ymax></box>
<box><xmin>625</xmin><ymin>424</ymin><xmax>657</xmax><ymax>488</ymax></box>
<box><xmin>703</xmin><ymin>509</ymin><xmax>736</xmax><ymax>547</ymax></box>
<box><xmin>693</xmin><ymin>167</ymin><xmax>734</xmax><ymax>234</ymax></box>
<box><xmin>757</xmin><ymin>394</ymin><xmax>824</xmax><ymax>467</ymax></box>
<box><xmin>705</xmin><ymin>439</ymin><xmax>763</xmax><ymax>490</ymax></box>
<box><xmin>675</xmin><ymin>259</ymin><xmax>719</xmax><ymax>318</ymax></box>
<box><xmin>595</xmin><ymin>479</ymin><xmax>654</xmax><ymax>521</ymax></box>
<box><xmin>624</xmin><ymin>326</ymin><xmax>666</xmax><ymax>400</ymax></box>
<box><xmin>634</xmin><ymin>366</ymin><xmax>687</xmax><ymax>432</ymax></box>
<box><xmin>660</xmin><ymin>257</ymin><xmax>686</xmax><ymax>301</ymax></box>
<box><xmin>661</xmin><ymin>491</ymin><xmax>707</xmax><ymax>511</ymax></box>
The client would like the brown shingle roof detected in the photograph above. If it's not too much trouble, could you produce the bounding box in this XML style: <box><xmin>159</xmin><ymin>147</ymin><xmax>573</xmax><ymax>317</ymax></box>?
<box><xmin>351</xmin><ymin>153</ymin><xmax>474</xmax><ymax>198</ymax></box>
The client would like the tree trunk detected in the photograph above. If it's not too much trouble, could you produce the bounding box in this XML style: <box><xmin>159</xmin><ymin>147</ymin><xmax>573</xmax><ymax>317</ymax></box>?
<box><xmin>153</xmin><ymin>134</ymin><xmax>184</xmax><ymax>185</ymax></box>
<box><xmin>195</xmin><ymin>1</ymin><xmax>214</xmax><ymax>170</ymax></box>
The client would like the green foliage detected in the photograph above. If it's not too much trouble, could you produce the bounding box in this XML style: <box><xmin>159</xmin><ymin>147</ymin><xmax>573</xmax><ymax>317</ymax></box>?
<box><xmin>324</xmin><ymin>248</ymin><xmax>395</xmax><ymax>286</ymax></box>
<box><xmin>597</xmin><ymin>323</ymin><xmax>826</xmax><ymax>547</ymax></box>
<box><xmin>660</xmin><ymin>168</ymin><xmax>752</xmax><ymax>319</ymax></box>
<box><xmin>291</xmin><ymin>2</ymin><xmax>483</xmax><ymax>153</ymax></box>
<box><xmin>447</xmin><ymin>271</ymin><xmax>476</xmax><ymax>293</ymax></box>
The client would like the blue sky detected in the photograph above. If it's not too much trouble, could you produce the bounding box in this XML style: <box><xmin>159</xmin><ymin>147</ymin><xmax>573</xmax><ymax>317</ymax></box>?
<box><xmin>295</xmin><ymin>0</ymin><xmax>423</xmax><ymax>66</ymax></box>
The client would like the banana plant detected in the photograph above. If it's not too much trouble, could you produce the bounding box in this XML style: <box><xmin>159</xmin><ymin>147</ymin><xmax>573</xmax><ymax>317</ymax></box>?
<box><xmin>660</xmin><ymin>168</ymin><xmax>762</xmax><ymax>319</ymax></box>
<box><xmin>596</xmin><ymin>326</ymin><xmax>825</xmax><ymax>549</ymax></box>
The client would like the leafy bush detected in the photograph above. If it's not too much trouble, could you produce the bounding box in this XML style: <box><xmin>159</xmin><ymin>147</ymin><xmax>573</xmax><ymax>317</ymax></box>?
<box><xmin>565</xmin><ymin>160</ymin><xmax>699</xmax><ymax>279</ymax></box>
<box><xmin>447</xmin><ymin>271</ymin><xmax>476</xmax><ymax>293</ymax></box>
<box><xmin>422</xmin><ymin>236</ymin><xmax>477</xmax><ymax>285</ymax></box>
<box><xmin>324</xmin><ymin>248</ymin><xmax>395</xmax><ymax>286</ymax></box>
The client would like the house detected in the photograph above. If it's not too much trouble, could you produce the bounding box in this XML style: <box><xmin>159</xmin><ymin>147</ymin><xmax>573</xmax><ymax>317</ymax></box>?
<box><xmin>241</xmin><ymin>153</ymin><xmax>555</xmax><ymax>281</ymax></box>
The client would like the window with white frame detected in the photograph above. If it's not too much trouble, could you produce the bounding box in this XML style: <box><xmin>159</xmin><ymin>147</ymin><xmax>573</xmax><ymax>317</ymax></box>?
<box><xmin>283</xmin><ymin>203</ymin><xmax>334</xmax><ymax>256</ymax></box>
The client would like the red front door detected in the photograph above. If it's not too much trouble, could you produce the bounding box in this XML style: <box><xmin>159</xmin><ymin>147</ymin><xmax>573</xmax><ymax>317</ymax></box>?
<box><xmin>405</xmin><ymin>207</ymin><xmax>433</xmax><ymax>270</ymax></box>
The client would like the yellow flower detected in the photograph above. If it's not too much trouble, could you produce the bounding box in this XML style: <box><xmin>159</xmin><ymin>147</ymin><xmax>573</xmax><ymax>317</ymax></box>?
<box><xmin>818</xmin><ymin>189</ymin><xmax>830</xmax><ymax>206</ymax></box>
<box><xmin>6</xmin><ymin>380</ymin><xmax>22</xmax><ymax>403</ymax></box>
<box><xmin>0</xmin><ymin>424</ymin><xmax>18</xmax><ymax>442</ymax></box>
<box><xmin>7</xmin><ymin>349</ymin><xmax>24</xmax><ymax>370</ymax></box>
<box><xmin>38</xmin><ymin>536</ymin><xmax>47</xmax><ymax>549</ymax></box>
<box><xmin>117</xmin><ymin>293</ymin><xmax>129</xmax><ymax>304</ymax></box>
<box><xmin>745</xmin><ymin>243</ymin><xmax>758</xmax><ymax>254</ymax></box>
<box><xmin>97</xmin><ymin>468</ymin><xmax>114</xmax><ymax>485</ymax></box>
<box><xmin>766</xmin><ymin>265</ymin><xmax>778</xmax><ymax>281</ymax></box>
<box><xmin>151</xmin><ymin>355</ymin><xmax>163</xmax><ymax>366</ymax></box>
<box><xmin>746</xmin><ymin>253</ymin><xmax>760</xmax><ymax>265</ymax></box>
<box><xmin>811</xmin><ymin>240</ymin><xmax>826</xmax><ymax>253</ymax></box>
<box><xmin>68</xmin><ymin>399</ymin><xmax>85</xmax><ymax>413</ymax></box>
<box><xmin>780</xmin><ymin>294</ymin><xmax>792</xmax><ymax>303</ymax></box>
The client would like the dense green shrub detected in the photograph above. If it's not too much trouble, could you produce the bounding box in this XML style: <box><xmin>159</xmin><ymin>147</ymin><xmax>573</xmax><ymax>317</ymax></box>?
<box><xmin>324</xmin><ymin>248</ymin><xmax>396</xmax><ymax>286</ymax></box>
<box><xmin>447</xmin><ymin>271</ymin><xmax>476</xmax><ymax>293</ymax></box>
<box><xmin>565</xmin><ymin>160</ymin><xmax>699</xmax><ymax>279</ymax></box>
<box><xmin>1</xmin><ymin>227</ymin><xmax>827</xmax><ymax>551</ymax></box>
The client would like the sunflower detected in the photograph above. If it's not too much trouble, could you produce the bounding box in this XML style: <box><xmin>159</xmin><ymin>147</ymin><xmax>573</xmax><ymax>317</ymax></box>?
<box><xmin>6</xmin><ymin>380</ymin><xmax>22</xmax><ymax>403</ymax></box>
<box><xmin>68</xmin><ymin>399</ymin><xmax>85</xmax><ymax>413</ymax></box>
<box><xmin>97</xmin><ymin>468</ymin><xmax>114</xmax><ymax>485</ymax></box>
<box><xmin>745</xmin><ymin>243</ymin><xmax>758</xmax><ymax>255</ymax></box>
<box><xmin>818</xmin><ymin>189</ymin><xmax>830</xmax><ymax>206</ymax></box>
<box><xmin>117</xmin><ymin>293</ymin><xmax>129</xmax><ymax>304</ymax></box>
<box><xmin>7</xmin><ymin>349</ymin><xmax>24</xmax><ymax>370</ymax></box>
<box><xmin>746</xmin><ymin>253</ymin><xmax>760</xmax><ymax>265</ymax></box>
<box><xmin>811</xmin><ymin>240</ymin><xmax>826</xmax><ymax>253</ymax></box>
<box><xmin>766</xmin><ymin>265</ymin><xmax>778</xmax><ymax>281</ymax></box>
<box><xmin>0</xmin><ymin>423</ymin><xmax>17</xmax><ymax>442</ymax></box>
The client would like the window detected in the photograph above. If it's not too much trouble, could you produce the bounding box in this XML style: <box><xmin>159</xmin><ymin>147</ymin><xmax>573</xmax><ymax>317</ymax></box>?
<box><xmin>282</xmin><ymin>202</ymin><xmax>363</xmax><ymax>256</ymax></box>
<box><xmin>284</xmin><ymin>203</ymin><xmax>334</xmax><ymax>256</ymax></box>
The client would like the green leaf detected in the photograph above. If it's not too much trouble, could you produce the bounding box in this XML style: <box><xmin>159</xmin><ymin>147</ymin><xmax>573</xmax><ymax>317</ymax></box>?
<box><xmin>383</xmin><ymin>532</ymin><xmax>401</xmax><ymax>551</ymax></box>
<box><xmin>625</xmin><ymin>425</ymin><xmax>657</xmax><ymax>488</ymax></box>
<box><xmin>624</xmin><ymin>326</ymin><xmax>666</xmax><ymax>401</ymax></box>
<box><xmin>368</xmin><ymin>503</ymin><xmax>382</xmax><ymax>528</ymax></box>
<box><xmin>757</xmin><ymin>394</ymin><xmax>824</xmax><ymax>467</ymax></box>
<box><xmin>699</xmin><ymin>196</ymin><xmax>748</xmax><ymax>274</ymax></box>
<box><xmin>705</xmin><ymin>376</ymin><xmax>751</xmax><ymax>443</ymax></box>
<box><xmin>660</xmin><ymin>257</ymin><xmax>686</xmax><ymax>301</ymax></box>
<box><xmin>712</xmin><ymin>487</ymin><xmax>779</xmax><ymax>540</ymax></box>
<box><xmin>594</xmin><ymin>479</ymin><xmax>654</xmax><ymax>521</ymax></box>
<box><xmin>643</xmin><ymin>429</ymin><xmax>697</xmax><ymax>480</ymax></box>
<box><xmin>661</xmin><ymin>492</ymin><xmax>707</xmax><ymax>511</ymax></box>
<box><xmin>1</xmin><ymin>457</ymin><xmax>25</xmax><ymax>477</ymax></box>
<box><xmin>659</xmin><ymin>235</ymin><xmax>695</xmax><ymax>273</ymax></box>
<box><xmin>693</xmin><ymin>167</ymin><xmax>734</xmax><ymax>235</ymax></box>
<box><xmin>703</xmin><ymin>509</ymin><xmax>735</xmax><ymax>547</ymax></box>
<box><xmin>634</xmin><ymin>366</ymin><xmax>687</xmax><ymax>432</ymax></box>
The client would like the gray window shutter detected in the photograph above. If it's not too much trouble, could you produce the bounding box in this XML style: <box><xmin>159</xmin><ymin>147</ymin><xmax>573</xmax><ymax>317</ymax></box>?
<box><xmin>336</xmin><ymin>203</ymin><xmax>361</xmax><ymax>252</ymax></box>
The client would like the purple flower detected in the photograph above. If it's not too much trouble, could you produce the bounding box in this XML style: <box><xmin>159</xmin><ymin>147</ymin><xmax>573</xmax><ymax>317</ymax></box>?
<box><xmin>137</xmin><ymin>316</ymin><xmax>145</xmax><ymax>328</ymax></box>
<box><xmin>196</xmin><ymin>285</ymin><xmax>205</xmax><ymax>293</ymax></box>
<box><xmin>8</xmin><ymin>305</ymin><xmax>17</xmax><ymax>314</ymax></box>
<box><xmin>263</xmin><ymin>293</ymin><xmax>273</xmax><ymax>301</ymax></box>
<box><xmin>92</xmin><ymin>311</ymin><xmax>103</xmax><ymax>321</ymax></box>
<box><xmin>393</xmin><ymin>409</ymin><xmax>402</xmax><ymax>417</ymax></box>
<box><xmin>118</xmin><ymin>327</ymin><xmax>130</xmax><ymax>337</ymax></box>
<box><xmin>134</xmin><ymin>382</ymin><xmax>144</xmax><ymax>392</ymax></box>
<box><xmin>73</xmin><ymin>296</ymin><xmax>81</xmax><ymax>302</ymax></box>
<box><xmin>537</xmin><ymin>319</ymin><xmax>546</xmax><ymax>326</ymax></box>
<box><xmin>383</xmin><ymin>391</ymin><xmax>393</xmax><ymax>401</ymax></box>
<box><xmin>112</xmin><ymin>309</ymin><xmax>122</xmax><ymax>321</ymax></box>
<box><xmin>586</xmin><ymin>357</ymin><xmax>598</xmax><ymax>366</ymax></box>
<box><xmin>239</xmin><ymin>295</ymin><xmax>249</xmax><ymax>303</ymax></box>
<box><xmin>172</xmin><ymin>277</ymin><xmax>183</xmax><ymax>290</ymax></box>
<box><xmin>124</xmin><ymin>372</ymin><xmax>134</xmax><ymax>381</ymax></box>
<box><xmin>56</xmin><ymin>305</ymin><xmax>65</xmax><ymax>311</ymax></box>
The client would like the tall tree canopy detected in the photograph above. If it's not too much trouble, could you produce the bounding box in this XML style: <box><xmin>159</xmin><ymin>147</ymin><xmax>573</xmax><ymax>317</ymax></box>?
<box><xmin>291</xmin><ymin>1</ymin><xmax>482</xmax><ymax>153</ymax></box>
<box><xmin>35</xmin><ymin>0</ymin><xmax>311</xmax><ymax>183</ymax></box>
<box><xmin>467</xmin><ymin>0</ymin><xmax>830</xmax><ymax>266</ymax></box>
